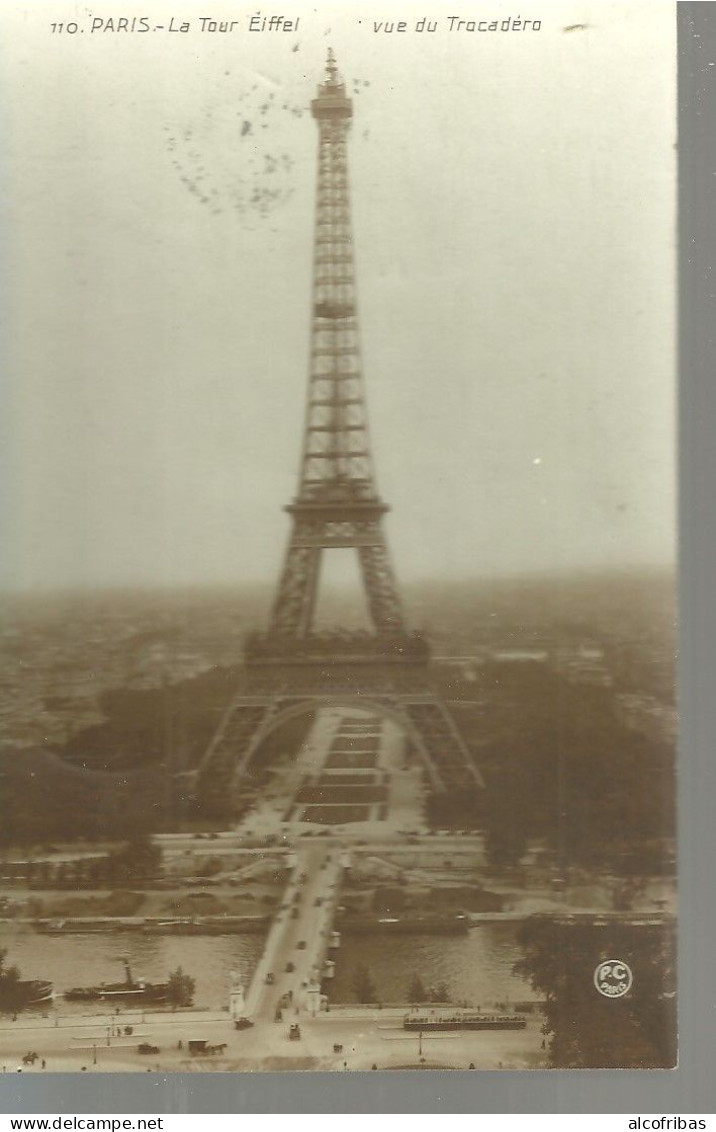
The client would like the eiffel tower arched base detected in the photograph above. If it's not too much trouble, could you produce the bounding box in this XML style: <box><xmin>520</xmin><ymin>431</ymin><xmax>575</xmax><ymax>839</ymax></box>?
<box><xmin>195</xmin><ymin>653</ymin><xmax>484</xmax><ymax>820</ymax></box>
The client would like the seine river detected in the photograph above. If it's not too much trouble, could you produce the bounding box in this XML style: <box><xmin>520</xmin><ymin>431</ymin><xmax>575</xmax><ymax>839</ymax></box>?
<box><xmin>2</xmin><ymin>929</ymin><xmax>264</xmax><ymax>1013</ymax></box>
<box><xmin>2</xmin><ymin>923</ymin><xmax>531</xmax><ymax>1012</ymax></box>
<box><xmin>331</xmin><ymin>924</ymin><xmax>530</xmax><ymax>1005</ymax></box>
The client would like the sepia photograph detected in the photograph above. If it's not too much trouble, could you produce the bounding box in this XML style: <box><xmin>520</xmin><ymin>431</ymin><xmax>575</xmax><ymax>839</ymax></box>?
<box><xmin>0</xmin><ymin>1</ymin><xmax>676</xmax><ymax>1073</ymax></box>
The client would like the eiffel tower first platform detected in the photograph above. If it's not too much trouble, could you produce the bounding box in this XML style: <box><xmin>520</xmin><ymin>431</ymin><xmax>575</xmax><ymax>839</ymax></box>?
<box><xmin>196</xmin><ymin>52</ymin><xmax>484</xmax><ymax>818</ymax></box>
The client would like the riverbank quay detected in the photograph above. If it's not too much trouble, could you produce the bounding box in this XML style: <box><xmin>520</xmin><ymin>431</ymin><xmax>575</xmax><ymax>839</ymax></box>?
<box><xmin>3</xmin><ymin>904</ymin><xmax>674</xmax><ymax>937</ymax></box>
<box><xmin>14</xmin><ymin>915</ymin><xmax>270</xmax><ymax>935</ymax></box>
<box><xmin>0</xmin><ymin>1002</ymin><xmax>546</xmax><ymax>1073</ymax></box>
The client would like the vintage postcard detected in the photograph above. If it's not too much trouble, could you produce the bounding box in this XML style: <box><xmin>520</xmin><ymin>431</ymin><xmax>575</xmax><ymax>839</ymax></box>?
<box><xmin>0</xmin><ymin>1</ymin><xmax>676</xmax><ymax>1072</ymax></box>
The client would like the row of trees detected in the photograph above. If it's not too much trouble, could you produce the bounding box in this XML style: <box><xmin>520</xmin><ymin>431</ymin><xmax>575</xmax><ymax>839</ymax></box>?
<box><xmin>427</xmin><ymin>663</ymin><xmax>675</xmax><ymax>876</ymax></box>
<box><xmin>350</xmin><ymin>965</ymin><xmax>451</xmax><ymax>1005</ymax></box>
<box><xmin>0</xmin><ymin>752</ymin><xmax>165</xmax><ymax>845</ymax></box>
<box><xmin>2</xmin><ymin>665</ymin><xmax>248</xmax><ymax>842</ymax></box>
<box><xmin>407</xmin><ymin>974</ymin><xmax>452</xmax><ymax>1004</ymax></box>
<box><xmin>9</xmin><ymin>835</ymin><xmax>163</xmax><ymax>890</ymax></box>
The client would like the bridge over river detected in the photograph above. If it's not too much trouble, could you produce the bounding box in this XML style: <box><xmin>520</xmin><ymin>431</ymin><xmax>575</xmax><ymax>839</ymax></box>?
<box><xmin>244</xmin><ymin>843</ymin><xmax>344</xmax><ymax>1022</ymax></box>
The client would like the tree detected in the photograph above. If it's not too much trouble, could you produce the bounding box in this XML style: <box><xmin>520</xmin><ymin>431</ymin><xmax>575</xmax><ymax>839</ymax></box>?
<box><xmin>425</xmin><ymin>788</ymin><xmax>484</xmax><ymax>831</ymax></box>
<box><xmin>432</xmin><ymin>981</ymin><xmax>451</xmax><ymax>1003</ymax></box>
<box><xmin>197</xmin><ymin>856</ymin><xmax>223</xmax><ymax>878</ymax></box>
<box><xmin>408</xmin><ymin>973</ymin><xmax>427</xmax><ymax>1003</ymax></box>
<box><xmin>35</xmin><ymin>860</ymin><xmax>51</xmax><ymax>887</ymax></box>
<box><xmin>352</xmin><ymin>963</ymin><xmax>377</xmax><ymax>1004</ymax></box>
<box><xmin>372</xmin><ymin>886</ymin><xmax>406</xmax><ymax>914</ymax></box>
<box><xmin>0</xmin><ymin>949</ymin><xmax>24</xmax><ymax>1013</ymax></box>
<box><xmin>108</xmin><ymin>835</ymin><xmax>162</xmax><ymax>883</ymax></box>
<box><xmin>166</xmin><ymin>967</ymin><xmax>195</xmax><ymax>1008</ymax></box>
<box><xmin>86</xmin><ymin>858</ymin><xmax>107</xmax><ymax>887</ymax></box>
<box><xmin>514</xmin><ymin>916</ymin><xmax>676</xmax><ymax>1068</ymax></box>
<box><xmin>484</xmin><ymin>815</ymin><xmax>527</xmax><ymax>868</ymax></box>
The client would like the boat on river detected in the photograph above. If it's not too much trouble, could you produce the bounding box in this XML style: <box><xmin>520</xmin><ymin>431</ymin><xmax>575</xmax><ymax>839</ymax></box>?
<box><xmin>143</xmin><ymin>916</ymin><xmax>269</xmax><ymax>935</ymax></box>
<box><xmin>35</xmin><ymin>918</ymin><xmax>136</xmax><ymax>934</ymax></box>
<box><xmin>337</xmin><ymin>914</ymin><xmax>469</xmax><ymax>935</ymax></box>
<box><xmin>64</xmin><ymin>959</ymin><xmax>169</xmax><ymax>1004</ymax></box>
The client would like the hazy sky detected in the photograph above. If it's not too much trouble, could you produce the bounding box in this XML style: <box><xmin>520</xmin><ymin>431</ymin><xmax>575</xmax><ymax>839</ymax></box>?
<box><xmin>1</xmin><ymin>1</ymin><xmax>676</xmax><ymax>592</ymax></box>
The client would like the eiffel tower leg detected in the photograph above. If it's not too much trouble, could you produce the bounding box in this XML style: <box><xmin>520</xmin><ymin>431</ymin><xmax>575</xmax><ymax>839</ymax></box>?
<box><xmin>404</xmin><ymin>699</ymin><xmax>485</xmax><ymax>791</ymax></box>
<box><xmin>358</xmin><ymin>542</ymin><xmax>405</xmax><ymax>634</ymax></box>
<box><xmin>196</xmin><ymin>696</ymin><xmax>279</xmax><ymax>819</ymax></box>
<box><xmin>270</xmin><ymin>544</ymin><xmax>322</xmax><ymax>636</ymax></box>
<box><xmin>395</xmin><ymin>708</ymin><xmax>445</xmax><ymax>791</ymax></box>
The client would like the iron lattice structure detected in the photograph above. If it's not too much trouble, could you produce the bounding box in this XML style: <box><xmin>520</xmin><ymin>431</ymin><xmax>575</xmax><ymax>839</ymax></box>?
<box><xmin>197</xmin><ymin>54</ymin><xmax>483</xmax><ymax>817</ymax></box>
<box><xmin>269</xmin><ymin>50</ymin><xmax>403</xmax><ymax>640</ymax></box>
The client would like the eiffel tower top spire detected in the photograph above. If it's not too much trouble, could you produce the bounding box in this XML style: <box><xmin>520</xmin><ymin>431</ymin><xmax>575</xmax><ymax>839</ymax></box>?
<box><xmin>292</xmin><ymin>48</ymin><xmax>383</xmax><ymax>513</ymax></box>
<box><xmin>324</xmin><ymin>46</ymin><xmax>339</xmax><ymax>82</ymax></box>
<box><xmin>314</xmin><ymin>47</ymin><xmax>348</xmax><ymax>104</ymax></box>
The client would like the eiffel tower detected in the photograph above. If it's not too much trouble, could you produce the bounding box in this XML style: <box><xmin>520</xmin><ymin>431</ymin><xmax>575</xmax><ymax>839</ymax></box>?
<box><xmin>196</xmin><ymin>51</ymin><xmax>483</xmax><ymax>818</ymax></box>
